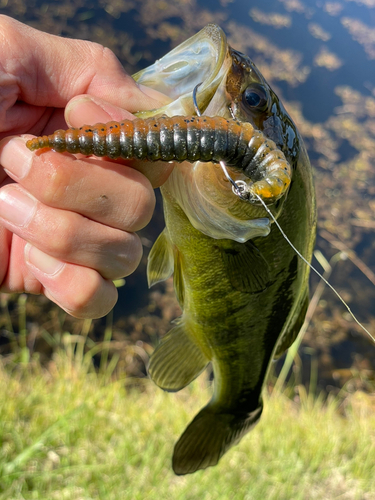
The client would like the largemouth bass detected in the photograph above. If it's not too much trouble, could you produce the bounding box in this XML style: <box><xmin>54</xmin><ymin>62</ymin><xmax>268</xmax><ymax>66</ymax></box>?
<box><xmin>135</xmin><ymin>24</ymin><xmax>316</xmax><ymax>475</ymax></box>
<box><xmin>26</xmin><ymin>24</ymin><xmax>316</xmax><ymax>475</ymax></box>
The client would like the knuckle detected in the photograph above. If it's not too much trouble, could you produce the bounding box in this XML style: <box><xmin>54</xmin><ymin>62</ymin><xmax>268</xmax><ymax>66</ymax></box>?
<box><xmin>37</xmin><ymin>156</ymin><xmax>73</xmax><ymax>206</ymax></box>
<box><xmin>100</xmin><ymin>46</ymin><xmax>120</xmax><ymax>66</ymax></box>
<box><xmin>121</xmin><ymin>233</ymin><xmax>143</xmax><ymax>276</ymax></box>
<box><xmin>123</xmin><ymin>176</ymin><xmax>156</xmax><ymax>231</ymax></box>
<box><xmin>44</xmin><ymin>215</ymin><xmax>76</xmax><ymax>257</ymax></box>
<box><xmin>88</xmin><ymin>45</ymin><xmax>139</xmax><ymax>101</ymax></box>
<box><xmin>89</xmin><ymin>44</ymin><xmax>126</xmax><ymax>78</ymax></box>
<box><xmin>65</xmin><ymin>274</ymin><xmax>117</xmax><ymax>319</ymax></box>
<box><xmin>100</xmin><ymin>232</ymin><xmax>143</xmax><ymax>280</ymax></box>
<box><xmin>133</xmin><ymin>188</ymin><xmax>156</xmax><ymax>229</ymax></box>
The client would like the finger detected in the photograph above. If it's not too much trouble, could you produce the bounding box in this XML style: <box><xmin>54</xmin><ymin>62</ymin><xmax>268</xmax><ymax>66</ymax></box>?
<box><xmin>0</xmin><ymin>102</ymin><xmax>58</xmax><ymax>138</ymax></box>
<box><xmin>65</xmin><ymin>95</ymin><xmax>136</xmax><ymax>126</ymax></box>
<box><xmin>0</xmin><ymin>16</ymin><xmax>170</xmax><ymax>113</ymax></box>
<box><xmin>0</xmin><ymin>136</ymin><xmax>156</xmax><ymax>231</ymax></box>
<box><xmin>0</xmin><ymin>184</ymin><xmax>143</xmax><ymax>280</ymax></box>
<box><xmin>24</xmin><ymin>244</ymin><xmax>118</xmax><ymax>319</ymax></box>
<box><xmin>1</xmin><ymin>232</ymin><xmax>118</xmax><ymax>319</ymax></box>
<box><xmin>65</xmin><ymin>95</ymin><xmax>174</xmax><ymax>187</ymax></box>
<box><xmin>65</xmin><ymin>88</ymin><xmax>171</xmax><ymax>127</ymax></box>
<box><xmin>138</xmin><ymin>83</ymin><xmax>173</xmax><ymax>104</ymax></box>
<box><xmin>0</xmin><ymin>224</ymin><xmax>11</xmax><ymax>286</ymax></box>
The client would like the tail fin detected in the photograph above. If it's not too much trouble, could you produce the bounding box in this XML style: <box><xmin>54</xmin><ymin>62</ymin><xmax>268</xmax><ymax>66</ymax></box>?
<box><xmin>172</xmin><ymin>403</ymin><xmax>263</xmax><ymax>475</ymax></box>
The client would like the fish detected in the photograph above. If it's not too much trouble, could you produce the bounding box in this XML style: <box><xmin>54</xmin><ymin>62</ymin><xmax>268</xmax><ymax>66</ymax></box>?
<box><xmin>134</xmin><ymin>24</ymin><xmax>316</xmax><ymax>475</ymax></box>
<box><xmin>26</xmin><ymin>24</ymin><xmax>316</xmax><ymax>475</ymax></box>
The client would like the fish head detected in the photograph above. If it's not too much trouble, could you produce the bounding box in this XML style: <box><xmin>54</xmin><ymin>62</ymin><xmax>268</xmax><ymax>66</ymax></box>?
<box><xmin>224</xmin><ymin>48</ymin><xmax>299</xmax><ymax>168</ymax></box>
<box><xmin>134</xmin><ymin>25</ymin><xmax>299</xmax><ymax>243</ymax></box>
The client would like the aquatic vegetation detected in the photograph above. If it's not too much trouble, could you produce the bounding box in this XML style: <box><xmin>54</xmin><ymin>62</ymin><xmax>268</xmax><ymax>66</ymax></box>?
<box><xmin>341</xmin><ymin>17</ymin><xmax>375</xmax><ymax>59</ymax></box>
<box><xmin>324</xmin><ymin>2</ymin><xmax>344</xmax><ymax>16</ymax></box>
<box><xmin>308</xmin><ymin>22</ymin><xmax>332</xmax><ymax>41</ymax></box>
<box><xmin>278</xmin><ymin>0</ymin><xmax>312</xmax><ymax>16</ymax></box>
<box><xmin>314</xmin><ymin>47</ymin><xmax>343</xmax><ymax>70</ymax></box>
<box><xmin>249</xmin><ymin>8</ymin><xmax>292</xmax><ymax>29</ymax></box>
<box><xmin>225</xmin><ymin>22</ymin><xmax>310</xmax><ymax>86</ymax></box>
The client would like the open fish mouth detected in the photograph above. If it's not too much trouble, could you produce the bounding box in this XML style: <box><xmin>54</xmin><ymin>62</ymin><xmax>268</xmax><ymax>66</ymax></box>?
<box><xmin>133</xmin><ymin>25</ymin><xmax>274</xmax><ymax>243</ymax></box>
<box><xmin>133</xmin><ymin>24</ymin><xmax>232</xmax><ymax>119</ymax></box>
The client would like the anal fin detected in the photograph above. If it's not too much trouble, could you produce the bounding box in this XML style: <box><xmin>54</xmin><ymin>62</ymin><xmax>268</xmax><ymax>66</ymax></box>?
<box><xmin>148</xmin><ymin>320</ymin><xmax>208</xmax><ymax>392</ymax></box>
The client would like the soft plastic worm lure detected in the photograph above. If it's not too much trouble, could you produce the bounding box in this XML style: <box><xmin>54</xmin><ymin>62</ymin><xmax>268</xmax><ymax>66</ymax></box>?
<box><xmin>26</xmin><ymin>115</ymin><xmax>291</xmax><ymax>203</ymax></box>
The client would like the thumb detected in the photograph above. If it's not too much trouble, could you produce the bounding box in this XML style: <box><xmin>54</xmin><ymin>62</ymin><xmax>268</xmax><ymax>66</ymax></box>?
<box><xmin>0</xmin><ymin>15</ymin><xmax>168</xmax><ymax>112</ymax></box>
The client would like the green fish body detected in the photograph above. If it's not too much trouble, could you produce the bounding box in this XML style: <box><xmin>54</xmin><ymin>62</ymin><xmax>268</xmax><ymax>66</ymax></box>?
<box><xmin>134</xmin><ymin>24</ymin><xmax>316</xmax><ymax>475</ymax></box>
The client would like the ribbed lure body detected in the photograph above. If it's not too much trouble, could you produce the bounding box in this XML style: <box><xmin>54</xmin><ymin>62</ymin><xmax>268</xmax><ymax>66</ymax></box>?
<box><xmin>26</xmin><ymin>115</ymin><xmax>291</xmax><ymax>203</ymax></box>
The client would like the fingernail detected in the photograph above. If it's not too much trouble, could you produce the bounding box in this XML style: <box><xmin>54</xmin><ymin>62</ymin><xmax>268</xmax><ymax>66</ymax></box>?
<box><xmin>25</xmin><ymin>244</ymin><xmax>65</xmax><ymax>276</ymax></box>
<box><xmin>65</xmin><ymin>95</ymin><xmax>133</xmax><ymax>127</ymax></box>
<box><xmin>65</xmin><ymin>96</ymin><xmax>112</xmax><ymax>126</ymax></box>
<box><xmin>0</xmin><ymin>137</ymin><xmax>33</xmax><ymax>180</ymax></box>
<box><xmin>137</xmin><ymin>84</ymin><xmax>172</xmax><ymax>105</ymax></box>
<box><xmin>0</xmin><ymin>186</ymin><xmax>36</xmax><ymax>227</ymax></box>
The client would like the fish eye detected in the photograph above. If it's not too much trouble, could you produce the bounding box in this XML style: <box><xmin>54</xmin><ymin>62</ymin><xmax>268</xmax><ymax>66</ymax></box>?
<box><xmin>242</xmin><ymin>83</ymin><xmax>269</xmax><ymax>111</ymax></box>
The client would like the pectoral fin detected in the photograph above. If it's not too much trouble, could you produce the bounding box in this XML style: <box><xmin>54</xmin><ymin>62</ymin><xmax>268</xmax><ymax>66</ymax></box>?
<box><xmin>147</xmin><ymin>228</ymin><xmax>174</xmax><ymax>287</ymax></box>
<box><xmin>148</xmin><ymin>320</ymin><xmax>208</xmax><ymax>392</ymax></box>
<box><xmin>222</xmin><ymin>240</ymin><xmax>271</xmax><ymax>293</ymax></box>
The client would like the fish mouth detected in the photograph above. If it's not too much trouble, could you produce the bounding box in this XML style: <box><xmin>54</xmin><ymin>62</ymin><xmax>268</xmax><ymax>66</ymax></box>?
<box><xmin>133</xmin><ymin>25</ymin><xmax>271</xmax><ymax>243</ymax></box>
<box><xmin>133</xmin><ymin>24</ymin><xmax>232</xmax><ymax>118</ymax></box>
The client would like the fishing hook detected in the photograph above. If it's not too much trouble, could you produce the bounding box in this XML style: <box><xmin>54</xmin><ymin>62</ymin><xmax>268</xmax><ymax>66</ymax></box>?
<box><xmin>220</xmin><ymin>163</ymin><xmax>252</xmax><ymax>201</ymax></box>
<box><xmin>192</xmin><ymin>83</ymin><xmax>252</xmax><ymax>202</ymax></box>
<box><xmin>192</xmin><ymin>83</ymin><xmax>203</xmax><ymax>116</ymax></box>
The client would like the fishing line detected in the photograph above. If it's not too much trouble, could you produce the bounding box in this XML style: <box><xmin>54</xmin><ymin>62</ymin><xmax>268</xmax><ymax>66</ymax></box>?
<box><xmin>254</xmin><ymin>191</ymin><xmax>375</xmax><ymax>344</ymax></box>
<box><xmin>193</xmin><ymin>83</ymin><xmax>373</xmax><ymax>342</ymax></box>
<box><xmin>223</xmin><ymin>171</ymin><xmax>374</xmax><ymax>343</ymax></box>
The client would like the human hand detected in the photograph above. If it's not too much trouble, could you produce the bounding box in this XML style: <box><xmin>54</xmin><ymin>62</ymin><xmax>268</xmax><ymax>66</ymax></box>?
<box><xmin>0</xmin><ymin>15</ymin><xmax>173</xmax><ymax>318</ymax></box>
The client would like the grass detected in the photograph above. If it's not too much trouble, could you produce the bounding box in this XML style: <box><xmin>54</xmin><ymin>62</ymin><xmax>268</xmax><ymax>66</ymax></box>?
<box><xmin>0</xmin><ymin>349</ymin><xmax>374</xmax><ymax>500</ymax></box>
<box><xmin>1</xmin><ymin>274</ymin><xmax>375</xmax><ymax>500</ymax></box>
